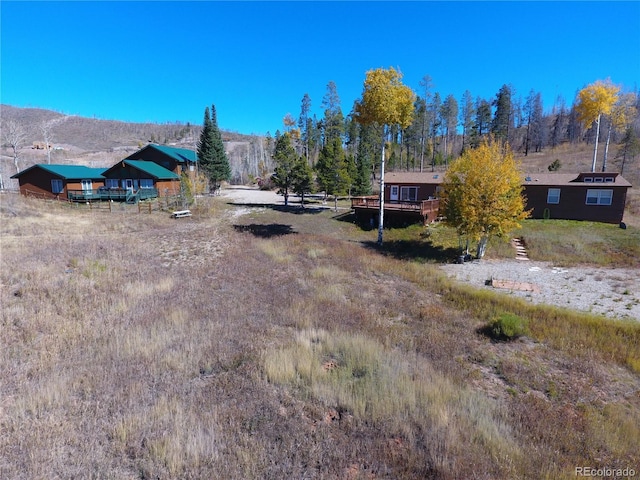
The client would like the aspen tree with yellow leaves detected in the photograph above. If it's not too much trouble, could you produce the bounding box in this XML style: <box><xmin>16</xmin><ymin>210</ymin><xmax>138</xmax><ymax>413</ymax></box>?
<box><xmin>442</xmin><ymin>138</ymin><xmax>529</xmax><ymax>260</ymax></box>
<box><xmin>575</xmin><ymin>79</ymin><xmax>620</xmax><ymax>172</ymax></box>
<box><xmin>354</xmin><ymin>67</ymin><xmax>415</xmax><ymax>245</ymax></box>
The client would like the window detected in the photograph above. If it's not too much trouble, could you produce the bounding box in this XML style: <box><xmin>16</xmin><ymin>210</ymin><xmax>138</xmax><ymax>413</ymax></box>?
<box><xmin>547</xmin><ymin>188</ymin><xmax>561</xmax><ymax>204</ymax></box>
<box><xmin>400</xmin><ymin>186</ymin><xmax>418</xmax><ymax>202</ymax></box>
<box><xmin>81</xmin><ymin>179</ymin><xmax>92</xmax><ymax>191</ymax></box>
<box><xmin>586</xmin><ymin>189</ymin><xmax>613</xmax><ymax>205</ymax></box>
<box><xmin>51</xmin><ymin>179</ymin><xmax>63</xmax><ymax>194</ymax></box>
<box><xmin>106</xmin><ymin>179</ymin><xmax>119</xmax><ymax>188</ymax></box>
<box><xmin>584</xmin><ymin>177</ymin><xmax>593</xmax><ymax>182</ymax></box>
<box><xmin>604</xmin><ymin>177</ymin><xmax>614</xmax><ymax>183</ymax></box>
<box><xmin>140</xmin><ymin>179</ymin><xmax>154</xmax><ymax>189</ymax></box>
<box><xmin>594</xmin><ymin>177</ymin><xmax>604</xmax><ymax>183</ymax></box>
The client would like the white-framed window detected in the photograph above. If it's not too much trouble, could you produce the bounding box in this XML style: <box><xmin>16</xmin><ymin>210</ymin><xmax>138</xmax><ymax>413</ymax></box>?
<box><xmin>594</xmin><ymin>177</ymin><xmax>604</xmax><ymax>183</ymax></box>
<box><xmin>586</xmin><ymin>189</ymin><xmax>613</xmax><ymax>205</ymax></box>
<box><xmin>547</xmin><ymin>188</ymin><xmax>561</xmax><ymax>204</ymax></box>
<box><xmin>105</xmin><ymin>179</ymin><xmax>119</xmax><ymax>188</ymax></box>
<box><xmin>81</xmin><ymin>179</ymin><xmax>92</xmax><ymax>191</ymax></box>
<box><xmin>584</xmin><ymin>177</ymin><xmax>593</xmax><ymax>182</ymax></box>
<box><xmin>604</xmin><ymin>177</ymin><xmax>614</xmax><ymax>183</ymax></box>
<box><xmin>51</xmin><ymin>179</ymin><xmax>63</xmax><ymax>194</ymax></box>
<box><xmin>140</xmin><ymin>179</ymin><xmax>154</xmax><ymax>189</ymax></box>
<box><xmin>400</xmin><ymin>186</ymin><xmax>418</xmax><ymax>202</ymax></box>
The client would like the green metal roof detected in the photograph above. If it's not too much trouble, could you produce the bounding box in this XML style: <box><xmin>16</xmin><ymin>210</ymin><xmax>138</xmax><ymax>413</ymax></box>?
<box><xmin>122</xmin><ymin>160</ymin><xmax>180</xmax><ymax>179</ymax></box>
<box><xmin>128</xmin><ymin>144</ymin><xmax>197</xmax><ymax>163</ymax></box>
<box><xmin>11</xmin><ymin>164</ymin><xmax>105</xmax><ymax>180</ymax></box>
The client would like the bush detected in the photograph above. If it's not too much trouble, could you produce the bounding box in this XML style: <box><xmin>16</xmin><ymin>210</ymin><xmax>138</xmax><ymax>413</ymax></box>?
<box><xmin>488</xmin><ymin>313</ymin><xmax>529</xmax><ymax>340</ymax></box>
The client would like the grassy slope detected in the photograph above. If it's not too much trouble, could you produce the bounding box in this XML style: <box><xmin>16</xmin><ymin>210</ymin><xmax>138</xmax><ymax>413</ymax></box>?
<box><xmin>1</xmin><ymin>194</ymin><xmax>638</xmax><ymax>479</ymax></box>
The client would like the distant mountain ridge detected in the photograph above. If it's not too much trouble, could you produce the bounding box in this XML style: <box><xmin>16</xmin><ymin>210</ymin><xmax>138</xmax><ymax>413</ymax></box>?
<box><xmin>1</xmin><ymin>105</ymin><xmax>270</xmax><ymax>187</ymax></box>
<box><xmin>1</xmin><ymin>104</ymin><xmax>256</xmax><ymax>152</ymax></box>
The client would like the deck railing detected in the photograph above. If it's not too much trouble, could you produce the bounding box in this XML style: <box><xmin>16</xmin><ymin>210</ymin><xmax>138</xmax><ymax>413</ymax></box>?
<box><xmin>351</xmin><ymin>196</ymin><xmax>440</xmax><ymax>218</ymax></box>
<box><xmin>67</xmin><ymin>188</ymin><xmax>159</xmax><ymax>202</ymax></box>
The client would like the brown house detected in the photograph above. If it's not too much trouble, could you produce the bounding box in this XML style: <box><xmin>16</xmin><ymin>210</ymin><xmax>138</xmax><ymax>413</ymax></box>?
<box><xmin>352</xmin><ymin>172</ymin><xmax>443</xmax><ymax>226</ymax></box>
<box><xmin>124</xmin><ymin>144</ymin><xmax>197</xmax><ymax>175</ymax></box>
<box><xmin>102</xmin><ymin>160</ymin><xmax>181</xmax><ymax>198</ymax></box>
<box><xmin>522</xmin><ymin>172</ymin><xmax>632</xmax><ymax>224</ymax></box>
<box><xmin>352</xmin><ymin>171</ymin><xmax>632</xmax><ymax>226</ymax></box>
<box><xmin>10</xmin><ymin>164</ymin><xmax>106</xmax><ymax>200</ymax></box>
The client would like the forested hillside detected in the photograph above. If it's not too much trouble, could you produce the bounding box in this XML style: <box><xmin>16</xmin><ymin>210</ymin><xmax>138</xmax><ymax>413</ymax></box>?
<box><xmin>2</xmin><ymin>78</ymin><xmax>639</xmax><ymax>193</ymax></box>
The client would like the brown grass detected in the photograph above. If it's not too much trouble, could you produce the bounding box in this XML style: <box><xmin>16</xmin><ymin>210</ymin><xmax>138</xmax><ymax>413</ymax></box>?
<box><xmin>1</xmin><ymin>192</ymin><xmax>638</xmax><ymax>479</ymax></box>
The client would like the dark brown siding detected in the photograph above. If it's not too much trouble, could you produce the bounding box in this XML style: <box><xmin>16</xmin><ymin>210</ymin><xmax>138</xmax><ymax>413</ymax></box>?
<box><xmin>524</xmin><ymin>185</ymin><xmax>627</xmax><ymax>224</ymax></box>
<box><xmin>384</xmin><ymin>182</ymin><xmax>440</xmax><ymax>202</ymax></box>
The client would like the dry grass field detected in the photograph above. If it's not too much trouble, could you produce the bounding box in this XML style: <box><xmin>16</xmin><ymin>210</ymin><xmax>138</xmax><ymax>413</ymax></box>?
<box><xmin>1</xmin><ymin>191</ymin><xmax>639</xmax><ymax>479</ymax></box>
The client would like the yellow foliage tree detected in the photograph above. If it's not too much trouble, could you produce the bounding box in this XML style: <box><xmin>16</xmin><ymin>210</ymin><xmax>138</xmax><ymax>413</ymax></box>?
<box><xmin>442</xmin><ymin>138</ymin><xmax>530</xmax><ymax>259</ymax></box>
<box><xmin>575</xmin><ymin>79</ymin><xmax>620</xmax><ymax>172</ymax></box>
<box><xmin>354</xmin><ymin>67</ymin><xmax>415</xmax><ymax>245</ymax></box>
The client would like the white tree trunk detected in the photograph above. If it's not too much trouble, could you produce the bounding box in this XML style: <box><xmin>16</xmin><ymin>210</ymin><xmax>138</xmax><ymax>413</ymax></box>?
<box><xmin>602</xmin><ymin>120</ymin><xmax>612</xmax><ymax>172</ymax></box>
<box><xmin>377</xmin><ymin>134</ymin><xmax>386</xmax><ymax>246</ymax></box>
<box><xmin>476</xmin><ymin>236</ymin><xmax>489</xmax><ymax>259</ymax></box>
<box><xmin>590</xmin><ymin>114</ymin><xmax>601</xmax><ymax>172</ymax></box>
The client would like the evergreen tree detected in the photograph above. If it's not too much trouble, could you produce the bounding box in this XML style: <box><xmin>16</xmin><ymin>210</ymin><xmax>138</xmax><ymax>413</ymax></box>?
<box><xmin>208</xmin><ymin>105</ymin><xmax>231</xmax><ymax>191</ymax></box>
<box><xmin>322</xmin><ymin>81</ymin><xmax>344</xmax><ymax>145</ymax></box>
<box><xmin>353</xmin><ymin>122</ymin><xmax>377</xmax><ymax>195</ymax></box>
<box><xmin>315</xmin><ymin>137</ymin><xmax>351</xmax><ymax>197</ymax></box>
<box><xmin>291</xmin><ymin>155</ymin><xmax>314</xmax><ymax>207</ymax></box>
<box><xmin>491</xmin><ymin>84</ymin><xmax>513</xmax><ymax>143</ymax></box>
<box><xmin>197</xmin><ymin>107</ymin><xmax>215</xmax><ymax>175</ymax></box>
<box><xmin>271</xmin><ymin>132</ymin><xmax>297</xmax><ymax>206</ymax></box>
<box><xmin>197</xmin><ymin>105</ymin><xmax>230</xmax><ymax>192</ymax></box>
<box><xmin>471</xmin><ymin>98</ymin><xmax>492</xmax><ymax>147</ymax></box>
<box><xmin>459</xmin><ymin>90</ymin><xmax>475</xmax><ymax>154</ymax></box>
<box><xmin>298</xmin><ymin>93</ymin><xmax>312</xmax><ymax>162</ymax></box>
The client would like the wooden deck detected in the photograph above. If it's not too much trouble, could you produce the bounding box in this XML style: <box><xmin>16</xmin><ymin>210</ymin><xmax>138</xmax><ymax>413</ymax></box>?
<box><xmin>351</xmin><ymin>196</ymin><xmax>440</xmax><ymax>224</ymax></box>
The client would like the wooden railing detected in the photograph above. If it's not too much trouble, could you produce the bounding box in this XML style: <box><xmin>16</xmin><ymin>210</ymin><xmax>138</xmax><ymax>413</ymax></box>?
<box><xmin>67</xmin><ymin>188</ymin><xmax>159</xmax><ymax>203</ymax></box>
<box><xmin>351</xmin><ymin>196</ymin><xmax>440</xmax><ymax>218</ymax></box>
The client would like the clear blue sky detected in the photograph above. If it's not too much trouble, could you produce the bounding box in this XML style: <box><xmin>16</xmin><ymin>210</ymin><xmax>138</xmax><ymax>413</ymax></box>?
<box><xmin>2</xmin><ymin>1</ymin><xmax>639</xmax><ymax>135</ymax></box>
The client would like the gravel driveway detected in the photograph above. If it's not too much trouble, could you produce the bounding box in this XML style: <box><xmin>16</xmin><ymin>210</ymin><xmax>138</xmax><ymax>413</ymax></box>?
<box><xmin>440</xmin><ymin>259</ymin><xmax>640</xmax><ymax>321</ymax></box>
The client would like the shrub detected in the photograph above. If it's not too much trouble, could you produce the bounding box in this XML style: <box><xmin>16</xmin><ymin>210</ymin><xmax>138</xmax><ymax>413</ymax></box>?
<box><xmin>488</xmin><ymin>313</ymin><xmax>529</xmax><ymax>340</ymax></box>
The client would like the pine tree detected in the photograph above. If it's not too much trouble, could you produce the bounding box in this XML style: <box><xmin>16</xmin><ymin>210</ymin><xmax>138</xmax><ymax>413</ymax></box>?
<box><xmin>197</xmin><ymin>106</ymin><xmax>214</xmax><ymax>175</ymax></box>
<box><xmin>291</xmin><ymin>156</ymin><xmax>314</xmax><ymax>207</ymax></box>
<box><xmin>491</xmin><ymin>84</ymin><xmax>513</xmax><ymax>143</ymax></box>
<box><xmin>207</xmin><ymin>105</ymin><xmax>231</xmax><ymax>191</ymax></box>
<box><xmin>315</xmin><ymin>137</ymin><xmax>351</xmax><ymax>197</ymax></box>
<box><xmin>271</xmin><ymin>132</ymin><xmax>297</xmax><ymax>206</ymax></box>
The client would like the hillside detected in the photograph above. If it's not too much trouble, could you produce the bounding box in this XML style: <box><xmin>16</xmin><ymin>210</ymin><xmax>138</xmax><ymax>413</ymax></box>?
<box><xmin>0</xmin><ymin>105</ymin><xmax>269</xmax><ymax>187</ymax></box>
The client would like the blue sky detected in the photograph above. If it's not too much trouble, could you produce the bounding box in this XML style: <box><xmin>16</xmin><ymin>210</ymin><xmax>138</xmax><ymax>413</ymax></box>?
<box><xmin>2</xmin><ymin>1</ymin><xmax>639</xmax><ymax>135</ymax></box>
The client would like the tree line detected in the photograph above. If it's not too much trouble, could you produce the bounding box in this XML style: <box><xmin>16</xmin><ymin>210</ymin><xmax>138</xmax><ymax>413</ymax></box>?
<box><xmin>264</xmin><ymin>76</ymin><xmax>639</xmax><ymax>203</ymax></box>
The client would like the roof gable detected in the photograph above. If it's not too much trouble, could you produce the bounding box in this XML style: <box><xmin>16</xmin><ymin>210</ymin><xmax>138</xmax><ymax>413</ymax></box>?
<box><xmin>11</xmin><ymin>164</ymin><xmax>105</xmax><ymax>180</ymax></box>
<box><xmin>127</xmin><ymin>144</ymin><xmax>197</xmax><ymax>164</ymax></box>
<box><xmin>103</xmin><ymin>160</ymin><xmax>179</xmax><ymax>180</ymax></box>
<box><xmin>522</xmin><ymin>173</ymin><xmax>632</xmax><ymax>187</ymax></box>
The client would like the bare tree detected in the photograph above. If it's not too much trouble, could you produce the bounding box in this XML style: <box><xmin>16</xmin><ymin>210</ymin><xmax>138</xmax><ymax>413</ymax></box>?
<box><xmin>2</xmin><ymin>120</ymin><xmax>28</xmax><ymax>173</ymax></box>
<box><xmin>41</xmin><ymin>119</ymin><xmax>58</xmax><ymax>164</ymax></box>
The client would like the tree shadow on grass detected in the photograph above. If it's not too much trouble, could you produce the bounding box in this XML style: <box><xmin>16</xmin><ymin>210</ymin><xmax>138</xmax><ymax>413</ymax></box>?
<box><xmin>362</xmin><ymin>238</ymin><xmax>460</xmax><ymax>263</ymax></box>
<box><xmin>233</xmin><ymin>223</ymin><xmax>297</xmax><ymax>238</ymax></box>
<box><xmin>227</xmin><ymin>203</ymin><xmax>326</xmax><ymax>215</ymax></box>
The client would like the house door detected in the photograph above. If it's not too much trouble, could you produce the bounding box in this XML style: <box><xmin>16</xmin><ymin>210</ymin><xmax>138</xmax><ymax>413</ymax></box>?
<box><xmin>390</xmin><ymin>186</ymin><xmax>399</xmax><ymax>202</ymax></box>
<box><xmin>123</xmin><ymin>179</ymin><xmax>134</xmax><ymax>192</ymax></box>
